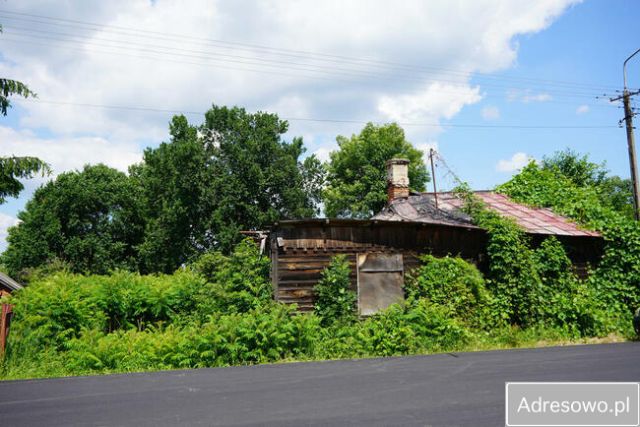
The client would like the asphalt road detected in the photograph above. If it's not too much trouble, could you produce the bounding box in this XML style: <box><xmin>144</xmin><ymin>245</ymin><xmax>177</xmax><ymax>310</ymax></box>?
<box><xmin>1</xmin><ymin>342</ymin><xmax>639</xmax><ymax>426</ymax></box>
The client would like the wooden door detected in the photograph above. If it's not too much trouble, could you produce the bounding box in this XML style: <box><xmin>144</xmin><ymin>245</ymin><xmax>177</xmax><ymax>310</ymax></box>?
<box><xmin>357</xmin><ymin>253</ymin><xmax>404</xmax><ymax>316</ymax></box>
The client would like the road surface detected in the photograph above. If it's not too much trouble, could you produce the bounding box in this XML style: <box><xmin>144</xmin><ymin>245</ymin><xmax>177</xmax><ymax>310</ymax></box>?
<box><xmin>1</xmin><ymin>342</ymin><xmax>639</xmax><ymax>426</ymax></box>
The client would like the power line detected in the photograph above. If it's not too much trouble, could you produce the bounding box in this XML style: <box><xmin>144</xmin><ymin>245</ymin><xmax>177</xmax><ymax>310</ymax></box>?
<box><xmin>0</xmin><ymin>34</ymin><xmax>621</xmax><ymax>106</ymax></box>
<box><xmin>17</xmin><ymin>98</ymin><xmax>618</xmax><ymax>129</ymax></box>
<box><xmin>0</xmin><ymin>9</ymin><xmax>628</xmax><ymax>94</ymax></box>
<box><xmin>0</xmin><ymin>26</ymin><xmax>609</xmax><ymax>100</ymax></box>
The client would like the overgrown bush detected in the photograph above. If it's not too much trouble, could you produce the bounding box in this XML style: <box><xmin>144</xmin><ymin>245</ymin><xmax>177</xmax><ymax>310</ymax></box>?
<box><xmin>313</xmin><ymin>255</ymin><xmax>356</xmax><ymax>325</ymax></box>
<box><xmin>3</xmin><ymin>270</ymin><xmax>203</xmax><ymax>359</ymax></box>
<box><xmin>404</xmin><ymin>255</ymin><xmax>494</xmax><ymax>328</ymax></box>
<box><xmin>190</xmin><ymin>239</ymin><xmax>272</xmax><ymax>316</ymax></box>
<box><xmin>496</xmin><ymin>161</ymin><xmax>640</xmax><ymax>315</ymax></box>
<box><xmin>61</xmin><ymin>303</ymin><xmax>322</xmax><ymax>374</ymax></box>
<box><xmin>454</xmin><ymin>182</ymin><xmax>626</xmax><ymax>336</ymax></box>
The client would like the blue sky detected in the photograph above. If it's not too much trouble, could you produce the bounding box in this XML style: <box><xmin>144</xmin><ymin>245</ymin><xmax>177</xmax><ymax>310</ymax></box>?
<box><xmin>443</xmin><ymin>0</ymin><xmax>639</xmax><ymax>190</ymax></box>
<box><xmin>0</xmin><ymin>0</ymin><xmax>639</xmax><ymax>249</ymax></box>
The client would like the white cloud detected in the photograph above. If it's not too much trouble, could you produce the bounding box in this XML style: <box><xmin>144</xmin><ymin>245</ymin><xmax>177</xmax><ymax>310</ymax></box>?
<box><xmin>576</xmin><ymin>104</ymin><xmax>590</xmax><ymax>114</ymax></box>
<box><xmin>415</xmin><ymin>141</ymin><xmax>440</xmax><ymax>158</ymax></box>
<box><xmin>0</xmin><ymin>126</ymin><xmax>142</xmax><ymax>176</ymax></box>
<box><xmin>496</xmin><ymin>152</ymin><xmax>532</xmax><ymax>172</ymax></box>
<box><xmin>507</xmin><ymin>89</ymin><xmax>553</xmax><ymax>103</ymax></box>
<box><xmin>0</xmin><ymin>213</ymin><xmax>20</xmax><ymax>253</ymax></box>
<box><xmin>481</xmin><ymin>106</ymin><xmax>501</xmax><ymax>120</ymax></box>
<box><xmin>313</xmin><ymin>147</ymin><xmax>333</xmax><ymax>163</ymax></box>
<box><xmin>0</xmin><ymin>0</ymin><xmax>579</xmax><ymax>250</ymax></box>
<box><xmin>377</xmin><ymin>82</ymin><xmax>482</xmax><ymax>136</ymax></box>
<box><xmin>522</xmin><ymin>93</ymin><xmax>552</xmax><ymax>103</ymax></box>
<box><xmin>0</xmin><ymin>0</ymin><xmax>577</xmax><ymax>147</ymax></box>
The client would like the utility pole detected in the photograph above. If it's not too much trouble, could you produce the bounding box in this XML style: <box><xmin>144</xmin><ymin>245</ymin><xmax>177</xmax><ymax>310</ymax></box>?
<box><xmin>429</xmin><ymin>148</ymin><xmax>438</xmax><ymax>210</ymax></box>
<box><xmin>611</xmin><ymin>48</ymin><xmax>640</xmax><ymax>220</ymax></box>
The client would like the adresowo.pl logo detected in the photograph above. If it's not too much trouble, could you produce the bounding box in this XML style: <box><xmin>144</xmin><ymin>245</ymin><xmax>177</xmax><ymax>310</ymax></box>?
<box><xmin>506</xmin><ymin>382</ymin><xmax>640</xmax><ymax>427</ymax></box>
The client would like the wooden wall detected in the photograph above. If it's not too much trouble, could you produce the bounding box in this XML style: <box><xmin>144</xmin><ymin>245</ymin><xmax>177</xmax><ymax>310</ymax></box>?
<box><xmin>270</xmin><ymin>220</ymin><xmax>486</xmax><ymax>311</ymax></box>
<box><xmin>270</xmin><ymin>220</ymin><xmax>605</xmax><ymax>311</ymax></box>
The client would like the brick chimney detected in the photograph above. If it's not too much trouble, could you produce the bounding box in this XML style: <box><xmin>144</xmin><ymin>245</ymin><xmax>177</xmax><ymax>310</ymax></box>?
<box><xmin>386</xmin><ymin>158</ymin><xmax>410</xmax><ymax>202</ymax></box>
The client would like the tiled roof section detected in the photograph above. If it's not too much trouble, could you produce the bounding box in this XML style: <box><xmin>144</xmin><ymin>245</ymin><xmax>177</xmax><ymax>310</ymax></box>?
<box><xmin>373</xmin><ymin>191</ymin><xmax>600</xmax><ymax>237</ymax></box>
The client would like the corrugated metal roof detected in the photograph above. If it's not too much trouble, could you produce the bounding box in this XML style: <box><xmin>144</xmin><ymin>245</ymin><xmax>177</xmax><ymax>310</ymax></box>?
<box><xmin>373</xmin><ymin>191</ymin><xmax>600</xmax><ymax>237</ymax></box>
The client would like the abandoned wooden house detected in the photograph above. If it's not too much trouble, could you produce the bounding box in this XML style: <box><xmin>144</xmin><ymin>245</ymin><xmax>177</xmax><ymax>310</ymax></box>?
<box><xmin>268</xmin><ymin>159</ymin><xmax>603</xmax><ymax>315</ymax></box>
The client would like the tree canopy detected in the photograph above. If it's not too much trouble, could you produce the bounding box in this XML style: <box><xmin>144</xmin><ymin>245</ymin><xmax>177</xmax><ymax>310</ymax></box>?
<box><xmin>132</xmin><ymin>105</ymin><xmax>324</xmax><ymax>273</ymax></box>
<box><xmin>2</xmin><ymin>164</ymin><xmax>145</xmax><ymax>277</ymax></box>
<box><xmin>541</xmin><ymin>148</ymin><xmax>633</xmax><ymax>218</ymax></box>
<box><xmin>323</xmin><ymin>123</ymin><xmax>429</xmax><ymax>218</ymax></box>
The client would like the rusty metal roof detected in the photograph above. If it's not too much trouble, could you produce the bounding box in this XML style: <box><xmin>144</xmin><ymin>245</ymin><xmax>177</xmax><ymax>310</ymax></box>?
<box><xmin>373</xmin><ymin>191</ymin><xmax>600</xmax><ymax>237</ymax></box>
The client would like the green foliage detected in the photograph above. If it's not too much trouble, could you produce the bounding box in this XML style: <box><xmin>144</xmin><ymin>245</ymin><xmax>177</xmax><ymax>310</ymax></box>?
<box><xmin>133</xmin><ymin>106</ymin><xmax>325</xmax><ymax>272</ymax></box>
<box><xmin>540</xmin><ymin>149</ymin><xmax>633</xmax><ymax>217</ymax></box>
<box><xmin>60</xmin><ymin>303</ymin><xmax>321</xmax><ymax>373</ymax></box>
<box><xmin>130</xmin><ymin>115</ymin><xmax>211</xmax><ymax>273</ymax></box>
<box><xmin>313</xmin><ymin>255</ymin><xmax>356</xmax><ymax>324</ymax></box>
<box><xmin>496</xmin><ymin>160</ymin><xmax>640</xmax><ymax>315</ymax></box>
<box><xmin>2</xmin><ymin>164</ymin><xmax>145</xmax><ymax>278</ymax></box>
<box><xmin>0</xmin><ymin>156</ymin><xmax>50</xmax><ymax>204</ymax></box>
<box><xmin>323</xmin><ymin>123</ymin><xmax>429</xmax><ymax>218</ymax></box>
<box><xmin>541</xmin><ymin>149</ymin><xmax>607</xmax><ymax>188</ymax></box>
<box><xmin>0</xmin><ymin>78</ymin><xmax>36</xmax><ymax>116</ymax></box>
<box><xmin>355</xmin><ymin>300</ymin><xmax>470</xmax><ymax>356</ymax></box>
<box><xmin>404</xmin><ymin>255</ymin><xmax>494</xmax><ymax>328</ymax></box>
<box><xmin>190</xmin><ymin>239</ymin><xmax>272</xmax><ymax>316</ymax></box>
<box><xmin>3</xmin><ymin>147</ymin><xmax>638</xmax><ymax>381</ymax></box>
<box><xmin>3</xmin><ymin>270</ymin><xmax>203</xmax><ymax>360</ymax></box>
<box><xmin>454</xmin><ymin>182</ymin><xmax>622</xmax><ymax>336</ymax></box>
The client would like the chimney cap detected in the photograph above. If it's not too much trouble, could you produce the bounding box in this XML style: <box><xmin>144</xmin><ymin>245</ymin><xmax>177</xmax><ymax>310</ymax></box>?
<box><xmin>386</xmin><ymin>158</ymin><xmax>410</xmax><ymax>166</ymax></box>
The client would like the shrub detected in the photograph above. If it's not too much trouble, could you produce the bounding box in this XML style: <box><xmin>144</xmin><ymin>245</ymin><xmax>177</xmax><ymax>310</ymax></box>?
<box><xmin>404</xmin><ymin>255</ymin><xmax>494</xmax><ymax>328</ymax></box>
<box><xmin>190</xmin><ymin>238</ymin><xmax>272</xmax><ymax>316</ymax></box>
<box><xmin>358</xmin><ymin>300</ymin><xmax>470</xmax><ymax>356</ymax></box>
<box><xmin>61</xmin><ymin>304</ymin><xmax>322</xmax><ymax>374</ymax></box>
<box><xmin>3</xmin><ymin>270</ymin><xmax>204</xmax><ymax>361</ymax></box>
<box><xmin>313</xmin><ymin>255</ymin><xmax>356</xmax><ymax>325</ymax></box>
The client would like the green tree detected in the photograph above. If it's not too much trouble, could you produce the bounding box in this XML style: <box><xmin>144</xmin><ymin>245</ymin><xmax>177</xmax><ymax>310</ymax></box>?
<box><xmin>597</xmin><ymin>175</ymin><xmax>633</xmax><ymax>218</ymax></box>
<box><xmin>133</xmin><ymin>105</ymin><xmax>324</xmax><ymax>273</ymax></box>
<box><xmin>2</xmin><ymin>165</ymin><xmax>144</xmax><ymax>277</ymax></box>
<box><xmin>203</xmin><ymin>105</ymin><xmax>323</xmax><ymax>246</ymax></box>
<box><xmin>541</xmin><ymin>149</ymin><xmax>633</xmax><ymax>217</ymax></box>
<box><xmin>541</xmin><ymin>149</ymin><xmax>607</xmax><ymax>188</ymax></box>
<box><xmin>323</xmin><ymin>123</ymin><xmax>429</xmax><ymax>218</ymax></box>
<box><xmin>131</xmin><ymin>115</ymin><xmax>211</xmax><ymax>273</ymax></box>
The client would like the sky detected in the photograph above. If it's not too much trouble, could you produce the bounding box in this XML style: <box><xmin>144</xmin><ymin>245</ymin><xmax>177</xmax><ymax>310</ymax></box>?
<box><xmin>0</xmin><ymin>0</ymin><xmax>639</xmax><ymax>250</ymax></box>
